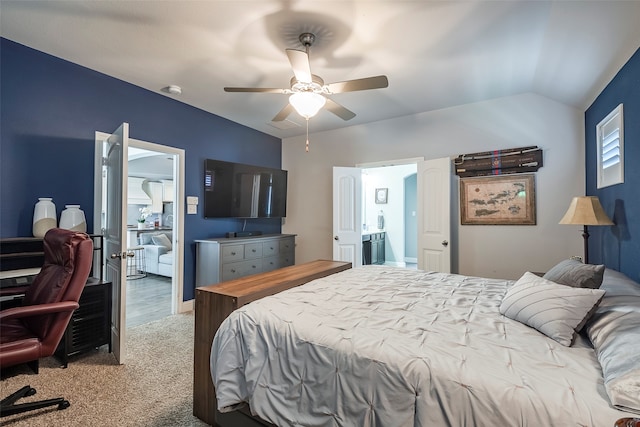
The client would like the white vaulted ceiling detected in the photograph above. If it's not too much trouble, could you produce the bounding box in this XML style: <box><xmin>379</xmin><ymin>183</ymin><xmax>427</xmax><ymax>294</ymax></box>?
<box><xmin>1</xmin><ymin>1</ymin><xmax>639</xmax><ymax>139</ymax></box>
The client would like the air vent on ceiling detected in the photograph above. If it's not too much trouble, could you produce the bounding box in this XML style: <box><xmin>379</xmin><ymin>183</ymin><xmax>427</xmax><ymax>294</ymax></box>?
<box><xmin>267</xmin><ymin>119</ymin><xmax>301</xmax><ymax>130</ymax></box>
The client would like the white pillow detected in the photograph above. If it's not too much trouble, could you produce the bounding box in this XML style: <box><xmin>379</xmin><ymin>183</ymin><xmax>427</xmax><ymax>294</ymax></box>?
<box><xmin>500</xmin><ymin>272</ymin><xmax>605</xmax><ymax>346</ymax></box>
<box><xmin>151</xmin><ymin>233</ymin><xmax>172</xmax><ymax>250</ymax></box>
<box><xmin>585</xmin><ymin>269</ymin><xmax>640</xmax><ymax>414</ymax></box>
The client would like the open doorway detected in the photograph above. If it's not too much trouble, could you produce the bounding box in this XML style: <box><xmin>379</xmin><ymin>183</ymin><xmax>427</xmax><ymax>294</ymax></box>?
<box><xmin>361</xmin><ymin>163</ymin><xmax>417</xmax><ymax>268</ymax></box>
<box><xmin>333</xmin><ymin>157</ymin><xmax>451</xmax><ymax>272</ymax></box>
<box><xmin>95</xmin><ymin>125</ymin><xmax>185</xmax><ymax>364</ymax></box>
<box><xmin>125</xmin><ymin>146</ymin><xmax>175</xmax><ymax>327</ymax></box>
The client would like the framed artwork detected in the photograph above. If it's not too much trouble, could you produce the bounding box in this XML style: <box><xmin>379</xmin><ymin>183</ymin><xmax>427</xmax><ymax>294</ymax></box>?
<box><xmin>375</xmin><ymin>188</ymin><xmax>388</xmax><ymax>204</ymax></box>
<box><xmin>460</xmin><ymin>174</ymin><xmax>536</xmax><ymax>225</ymax></box>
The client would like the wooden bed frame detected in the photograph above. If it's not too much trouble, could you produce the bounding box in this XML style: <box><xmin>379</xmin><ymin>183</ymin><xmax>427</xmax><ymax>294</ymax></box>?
<box><xmin>193</xmin><ymin>259</ymin><xmax>352</xmax><ymax>426</ymax></box>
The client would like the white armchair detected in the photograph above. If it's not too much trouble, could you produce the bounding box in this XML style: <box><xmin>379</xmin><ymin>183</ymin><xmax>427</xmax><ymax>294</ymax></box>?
<box><xmin>139</xmin><ymin>231</ymin><xmax>173</xmax><ymax>277</ymax></box>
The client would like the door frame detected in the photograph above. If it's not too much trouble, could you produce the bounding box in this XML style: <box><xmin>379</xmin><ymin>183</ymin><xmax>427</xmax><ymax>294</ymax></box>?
<box><xmin>356</xmin><ymin>157</ymin><xmax>424</xmax><ymax>267</ymax></box>
<box><xmin>335</xmin><ymin>156</ymin><xmax>452</xmax><ymax>272</ymax></box>
<box><xmin>94</xmin><ymin>134</ymin><xmax>186</xmax><ymax>325</ymax></box>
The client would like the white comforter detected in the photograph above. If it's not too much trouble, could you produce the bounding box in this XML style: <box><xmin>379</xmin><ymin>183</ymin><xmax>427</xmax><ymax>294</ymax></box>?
<box><xmin>211</xmin><ymin>266</ymin><xmax>629</xmax><ymax>426</ymax></box>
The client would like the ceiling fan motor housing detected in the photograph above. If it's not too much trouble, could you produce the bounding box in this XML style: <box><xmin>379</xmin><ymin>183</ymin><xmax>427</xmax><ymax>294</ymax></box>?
<box><xmin>290</xmin><ymin>75</ymin><xmax>325</xmax><ymax>94</ymax></box>
<box><xmin>299</xmin><ymin>32</ymin><xmax>316</xmax><ymax>48</ymax></box>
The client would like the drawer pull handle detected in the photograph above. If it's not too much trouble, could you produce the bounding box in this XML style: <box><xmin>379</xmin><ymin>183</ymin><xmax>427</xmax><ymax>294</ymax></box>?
<box><xmin>252</xmin><ymin>249</ymin><xmax>256</xmax><ymax>252</ymax></box>
<box><xmin>231</xmin><ymin>251</ymin><xmax>236</xmax><ymax>256</ymax></box>
<box><xmin>230</xmin><ymin>269</ymin><xmax>236</xmax><ymax>273</ymax></box>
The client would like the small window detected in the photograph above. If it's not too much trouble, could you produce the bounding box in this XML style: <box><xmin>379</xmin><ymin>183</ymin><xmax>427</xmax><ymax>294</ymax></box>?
<box><xmin>597</xmin><ymin>104</ymin><xmax>624</xmax><ymax>188</ymax></box>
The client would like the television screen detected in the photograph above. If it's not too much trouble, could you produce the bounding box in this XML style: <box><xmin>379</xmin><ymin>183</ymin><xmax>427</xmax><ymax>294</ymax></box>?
<box><xmin>204</xmin><ymin>159</ymin><xmax>287</xmax><ymax>218</ymax></box>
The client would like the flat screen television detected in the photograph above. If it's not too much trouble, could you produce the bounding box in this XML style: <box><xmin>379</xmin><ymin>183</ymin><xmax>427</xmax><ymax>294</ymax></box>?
<box><xmin>204</xmin><ymin>159</ymin><xmax>287</xmax><ymax>218</ymax></box>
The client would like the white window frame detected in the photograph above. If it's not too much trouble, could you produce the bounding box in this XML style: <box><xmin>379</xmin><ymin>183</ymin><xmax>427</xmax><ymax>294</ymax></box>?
<box><xmin>596</xmin><ymin>103</ymin><xmax>624</xmax><ymax>189</ymax></box>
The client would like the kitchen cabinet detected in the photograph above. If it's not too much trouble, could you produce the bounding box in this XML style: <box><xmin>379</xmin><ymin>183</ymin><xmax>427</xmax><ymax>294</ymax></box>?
<box><xmin>362</xmin><ymin>232</ymin><xmax>385</xmax><ymax>265</ymax></box>
<box><xmin>128</xmin><ymin>177</ymin><xmax>151</xmax><ymax>205</ymax></box>
<box><xmin>162</xmin><ymin>179</ymin><xmax>174</xmax><ymax>202</ymax></box>
<box><xmin>145</xmin><ymin>181</ymin><xmax>163</xmax><ymax>213</ymax></box>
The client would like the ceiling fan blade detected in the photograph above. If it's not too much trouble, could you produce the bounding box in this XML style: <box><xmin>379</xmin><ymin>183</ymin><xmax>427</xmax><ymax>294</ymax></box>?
<box><xmin>224</xmin><ymin>87</ymin><xmax>287</xmax><ymax>93</ymax></box>
<box><xmin>286</xmin><ymin>49</ymin><xmax>312</xmax><ymax>83</ymax></box>
<box><xmin>325</xmin><ymin>98</ymin><xmax>356</xmax><ymax>121</ymax></box>
<box><xmin>272</xmin><ymin>104</ymin><xmax>294</xmax><ymax>122</ymax></box>
<box><xmin>325</xmin><ymin>75</ymin><xmax>389</xmax><ymax>94</ymax></box>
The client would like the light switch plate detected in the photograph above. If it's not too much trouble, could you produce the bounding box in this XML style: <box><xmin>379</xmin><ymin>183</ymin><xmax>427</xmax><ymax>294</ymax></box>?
<box><xmin>187</xmin><ymin>196</ymin><xmax>198</xmax><ymax>205</ymax></box>
<box><xmin>187</xmin><ymin>204</ymin><xmax>197</xmax><ymax>214</ymax></box>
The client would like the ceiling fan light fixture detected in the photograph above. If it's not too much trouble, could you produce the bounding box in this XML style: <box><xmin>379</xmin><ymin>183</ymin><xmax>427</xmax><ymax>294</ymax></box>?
<box><xmin>289</xmin><ymin>92</ymin><xmax>326</xmax><ymax>119</ymax></box>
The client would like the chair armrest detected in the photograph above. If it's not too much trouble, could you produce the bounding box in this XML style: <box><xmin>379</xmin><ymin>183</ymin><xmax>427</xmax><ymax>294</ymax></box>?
<box><xmin>142</xmin><ymin>244</ymin><xmax>169</xmax><ymax>260</ymax></box>
<box><xmin>0</xmin><ymin>285</ymin><xmax>30</xmax><ymax>297</ymax></box>
<box><xmin>0</xmin><ymin>301</ymin><xmax>79</xmax><ymax>321</ymax></box>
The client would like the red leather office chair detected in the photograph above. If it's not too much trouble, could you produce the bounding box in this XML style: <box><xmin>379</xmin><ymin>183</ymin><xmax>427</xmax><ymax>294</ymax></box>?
<box><xmin>0</xmin><ymin>228</ymin><xmax>93</xmax><ymax>417</ymax></box>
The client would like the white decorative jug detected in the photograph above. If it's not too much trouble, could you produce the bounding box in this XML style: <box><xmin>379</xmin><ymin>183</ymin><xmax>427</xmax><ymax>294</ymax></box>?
<box><xmin>33</xmin><ymin>198</ymin><xmax>57</xmax><ymax>237</ymax></box>
<box><xmin>59</xmin><ymin>205</ymin><xmax>87</xmax><ymax>232</ymax></box>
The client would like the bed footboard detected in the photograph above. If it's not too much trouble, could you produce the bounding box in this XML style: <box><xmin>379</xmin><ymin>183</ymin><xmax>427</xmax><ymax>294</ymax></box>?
<box><xmin>193</xmin><ymin>259</ymin><xmax>352</xmax><ymax>426</ymax></box>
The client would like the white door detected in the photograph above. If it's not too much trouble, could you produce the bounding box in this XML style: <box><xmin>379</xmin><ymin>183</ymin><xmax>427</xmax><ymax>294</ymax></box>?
<box><xmin>101</xmin><ymin>123</ymin><xmax>129</xmax><ymax>364</ymax></box>
<box><xmin>332</xmin><ymin>167</ymin><xmax>362</xmax><ymax>267</ymax></box>
<box><xmin>417</xmin><ymin>157</ymin><xmax>452</xmax><ymax>272</ymax></box>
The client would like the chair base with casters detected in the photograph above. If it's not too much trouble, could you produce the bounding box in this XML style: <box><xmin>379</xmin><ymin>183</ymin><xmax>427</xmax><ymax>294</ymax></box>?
<box><xmin>0</xmin><ymin>385</ymin><xmax>70</xmax><ymax>417</ymax></box>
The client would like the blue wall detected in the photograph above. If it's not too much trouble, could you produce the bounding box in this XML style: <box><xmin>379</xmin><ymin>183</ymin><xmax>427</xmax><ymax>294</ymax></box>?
<box><xmin>585</xmin><ymin>47</ymin><xmax>640</xmax><ymax>282</ymax></box>
<box><xmin>0</xmin><ymin>38</ymin><xmax>283</xmax><ymax>300</ymax></box>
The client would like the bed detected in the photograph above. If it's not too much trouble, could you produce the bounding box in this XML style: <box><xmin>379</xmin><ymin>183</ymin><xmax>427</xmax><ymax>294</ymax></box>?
<box><xmin>208</xmin><ymin>262</ymin><xmax>640</xmax><ymax>426</ymax></box>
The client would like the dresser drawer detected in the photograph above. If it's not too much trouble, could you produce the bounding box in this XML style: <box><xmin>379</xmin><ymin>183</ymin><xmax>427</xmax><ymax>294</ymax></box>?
<box><xmin>279</xmin><ymin>252</ymin><xmax>294</xmax><ymax>267</ymax></box>
<box><xmin>279</xmin><ymin>238</ymin><xmax>294</xmax><ymax>253</ymax></box>
<box><xmin>244</xmin><ymin>242</ymin><xmax>263</xmax><ymax>259</ymax></box>
<box><xmin>221</xmin><ymin>260</ymin><xmax>262</xmax><ymax>281</ymax></box>
<box><xmin>263</xmin><ymin>253</ymin><xmax>294</xmax><ymax>272</ymax></box>
<box><xmin>262</xmin><ymin>255</ymin><xmax>281</xmax><ymax>273</ymax></box>
<box><xmin>221</xmin><ymin>245</ymin><xmax>244</xmax><ymax>263</ymax></box>
<box><xmin>262</xmin><ymin>241</ymin><xmax>279</xmax><ymax>257</ymax></box>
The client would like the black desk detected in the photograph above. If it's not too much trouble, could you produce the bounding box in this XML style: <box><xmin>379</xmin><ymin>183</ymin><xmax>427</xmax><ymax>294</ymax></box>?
<box><xmin>0</xmin><ymin>235</ymin><xmax>112</xmax><ymax>366</ymax></box>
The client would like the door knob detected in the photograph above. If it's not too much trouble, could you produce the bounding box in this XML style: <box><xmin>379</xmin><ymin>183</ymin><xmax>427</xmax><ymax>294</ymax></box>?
<box><xmin>110</xmin><ymin>252</ymin><xmax>124</xmax><ymax>259</ymax></box>
<box><xmin>441</xmin><ymin>240</ymin><xmax>449</xmax><ymax>247</ymax></box>
<box><xmin>334</xmin><ymin>236</ymin><xmax>339</xmax><ymax>241</ymax></box>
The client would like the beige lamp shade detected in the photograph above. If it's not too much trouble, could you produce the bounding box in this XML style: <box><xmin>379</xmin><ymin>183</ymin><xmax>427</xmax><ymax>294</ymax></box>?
<box><xmin>559</xmin><ymin>196</ymin><xmax>614</xmax><ymax>226</ymax></box>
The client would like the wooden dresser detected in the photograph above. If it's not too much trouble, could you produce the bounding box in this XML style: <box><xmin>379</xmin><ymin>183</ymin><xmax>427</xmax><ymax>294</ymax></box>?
<box><xmin>193</xmin><ymin>259</ymin><xmax>352</xmax><ymax>426</ymax></box>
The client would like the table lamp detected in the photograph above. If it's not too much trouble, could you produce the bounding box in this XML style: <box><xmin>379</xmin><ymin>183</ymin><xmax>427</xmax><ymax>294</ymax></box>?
<box><xmin>559</xmin><ymin>196</ymin><xmax>613</xmax><ymax>264</ymax></box>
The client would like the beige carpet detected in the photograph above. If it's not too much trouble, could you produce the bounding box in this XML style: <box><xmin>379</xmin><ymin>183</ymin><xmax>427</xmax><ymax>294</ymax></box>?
<box><xmin>1</xmin><ymin>312</ymin><xmax>208</xmax><ymax>426</ymax></box>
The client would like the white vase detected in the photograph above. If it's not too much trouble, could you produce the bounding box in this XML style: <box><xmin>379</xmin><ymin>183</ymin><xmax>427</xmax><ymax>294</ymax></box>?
<box><xmin>138</xmin><ymin>222</ymin><xmax>146</xmax><ymax>230</ymax></box>
<box><xmin>59</xmin><ymin>205</ymin><xmax>87</xmax><ymax>232</ymax></box>
<box><xmin>33</xmin><ymin>197</ymin><xmax>57</xmax><ymax>237</ymax></box>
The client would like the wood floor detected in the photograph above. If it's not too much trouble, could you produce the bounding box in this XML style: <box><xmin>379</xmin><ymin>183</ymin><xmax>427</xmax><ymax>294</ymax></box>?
<box><xmin>126</xmin><ymin>274</ymin><xmax>172</xmax><ymax>328</ymax></box>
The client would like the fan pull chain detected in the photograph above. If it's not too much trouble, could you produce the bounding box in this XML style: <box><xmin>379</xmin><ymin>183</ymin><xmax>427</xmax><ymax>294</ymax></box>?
<box><xmin>305</xmin><ymin>118</ymin><xmax>310</xmax><ymax>152</ymax></box>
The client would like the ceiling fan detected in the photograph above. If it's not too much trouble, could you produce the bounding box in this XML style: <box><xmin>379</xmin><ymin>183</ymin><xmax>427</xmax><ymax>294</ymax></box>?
<box><xmin>224</xmin><ymin>32</ymin><xmax>389</xmax><ymax>122</ymax></box>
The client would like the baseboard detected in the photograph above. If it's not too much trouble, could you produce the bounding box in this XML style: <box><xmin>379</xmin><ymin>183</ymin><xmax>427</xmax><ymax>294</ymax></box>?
<box><xmin>384</xmin><ymin>261</ymin><xmax>406</xmax><ymax>268</ymax></box>
<box><xmin>179</xmin><ymin>299</ymin><xmax>194</xmax><ymax>314</ymax></box>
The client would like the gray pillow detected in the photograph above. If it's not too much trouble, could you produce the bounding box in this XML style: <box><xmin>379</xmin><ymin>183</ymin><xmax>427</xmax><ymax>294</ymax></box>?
<box><xmin>543</xmin><ymin>258</ymin><xmax>605</xmax><ymax>289</ymax></box>
<box><xmin>139</xmin><ymin>233</ymin><xmax>154</xmax><ymax>245</ymax></box>
<box><xmin>585</xmin><ymin>269</ymin><xmax>640</xmax><ymax>414</ymax></box>
<box><xmin>151</xmin><ymin>233</ymin><xmax>172</xmax><ymax>250</ymax></box>
<box><xmin>500</xmin><ymin>272</ymin><xmax>605</xmax><ymax>346</ymax></box>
